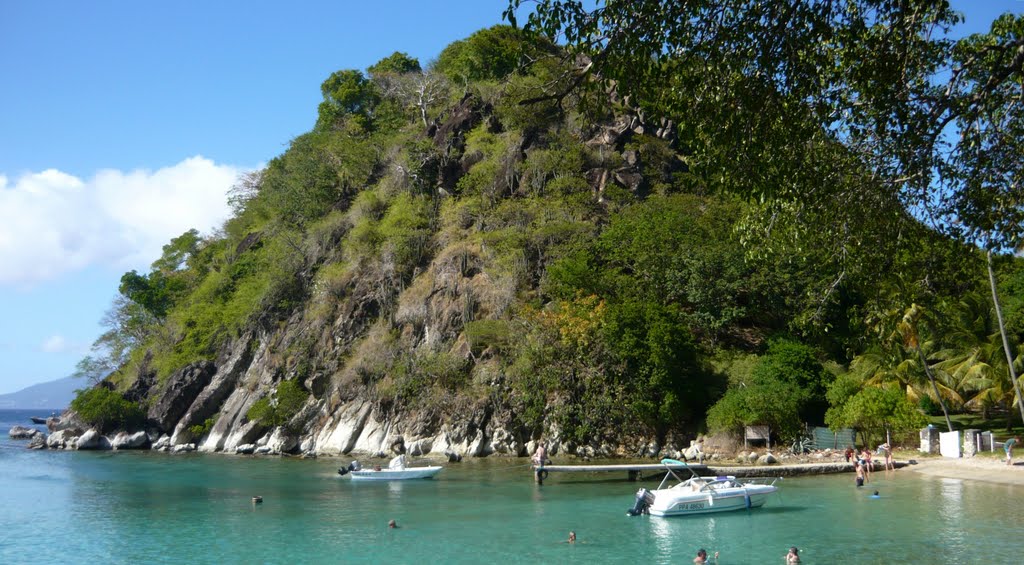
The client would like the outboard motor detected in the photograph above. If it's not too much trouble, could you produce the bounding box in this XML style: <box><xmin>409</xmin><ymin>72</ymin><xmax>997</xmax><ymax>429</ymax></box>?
<box><xmin>627</xmin><ymin>488</ymin><xmax>653</xmax><ymax>516</ymax></box>
<box><xmin>337</xmin><ymin>460</ymin><xmax>362</xmax><ymax>476</ymax></box>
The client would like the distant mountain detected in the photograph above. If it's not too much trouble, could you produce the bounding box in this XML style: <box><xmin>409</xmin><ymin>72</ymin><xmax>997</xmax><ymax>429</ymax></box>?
<box><xmin>0</xmin><ymin>376</ymin><xmax>82</xmax><ymax>410</ymax></box>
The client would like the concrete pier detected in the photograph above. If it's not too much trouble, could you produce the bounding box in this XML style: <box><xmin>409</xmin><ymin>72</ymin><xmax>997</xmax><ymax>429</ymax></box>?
<box><xmin>533</xmin><ymin>461</ymin><xmax>906</xmax><ymax>480</ymax></box>
<box><xmin>536</xmin><ymin>462</ymin><xmax>708</xmax><ymax>481</ymax></box>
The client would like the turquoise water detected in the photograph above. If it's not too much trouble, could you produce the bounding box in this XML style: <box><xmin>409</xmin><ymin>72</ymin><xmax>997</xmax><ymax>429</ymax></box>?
<box><xmin>2</xmin><ymin>409</ymin><xmax>1022</xmax><ymax>564</ymax></box>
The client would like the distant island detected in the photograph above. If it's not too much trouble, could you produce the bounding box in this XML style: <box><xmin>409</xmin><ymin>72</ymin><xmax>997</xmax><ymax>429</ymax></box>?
<box><xmin>0</xmin><ymin>376</ymin><xmax>79</xmax><ymax>410</ymax></box>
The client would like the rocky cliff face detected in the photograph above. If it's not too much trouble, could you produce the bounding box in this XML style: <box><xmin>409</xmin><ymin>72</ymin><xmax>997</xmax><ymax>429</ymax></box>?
<box><xmin>49</xmin><ymin>92</ymin><xmax>693</xmax><ymax>460</ymax></box>
<box><xmin>132</xmin><ymin>305</ymin><xmax>587</xmax><ymax>459</ymax></box>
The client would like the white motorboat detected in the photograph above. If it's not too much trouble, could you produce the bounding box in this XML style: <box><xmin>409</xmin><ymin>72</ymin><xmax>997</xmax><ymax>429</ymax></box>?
<box><xmin>338</xmin><ymin>455</ymin><xmax>443</xmax><ymax>481</ymax></box>
<box><xmin>627</xmin><ymin>458</ymin><xmax>780</xmax><ymax>517</ymax></box>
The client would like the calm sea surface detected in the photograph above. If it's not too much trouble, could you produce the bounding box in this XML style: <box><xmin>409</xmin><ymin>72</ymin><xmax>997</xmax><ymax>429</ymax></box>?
<box><xmin>1</xmin><ymin>408</ymin><xmax>1021</xmax><ymax>564</ymax></box>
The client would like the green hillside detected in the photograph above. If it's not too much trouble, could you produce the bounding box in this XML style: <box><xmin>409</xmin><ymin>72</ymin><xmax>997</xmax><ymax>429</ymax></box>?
<box><xmin>72</xmin><ymin>13</ymin><xmax>1024</xmax><ymax>451</ymax></box>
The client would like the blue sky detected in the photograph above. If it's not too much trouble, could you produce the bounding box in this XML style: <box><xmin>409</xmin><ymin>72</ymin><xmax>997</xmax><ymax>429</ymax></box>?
<box><xmin>0</xmin><ymin>0</ymin><xmax>1021</xmax><ymax>395</ymax></box>
<box><xmin>0</xmin><ymin>0</ymin><xmax>512</xmax><ymax>394</ymax></box>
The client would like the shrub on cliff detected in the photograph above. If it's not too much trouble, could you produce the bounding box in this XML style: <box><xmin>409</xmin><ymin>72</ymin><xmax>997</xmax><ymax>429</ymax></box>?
<box><xmin>70</xmin><ymin>386</ymin><xmax>146</xmax><ymax>433</ymax></box>
<box><xmin>246</xmin><ymin>379</ymin><xmax>309</xmax><ymax>431</ymax></box>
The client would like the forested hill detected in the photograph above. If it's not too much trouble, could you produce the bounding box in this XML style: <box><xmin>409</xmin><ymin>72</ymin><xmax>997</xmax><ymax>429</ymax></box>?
<box><xmin>65</xmin><ymin>18</ymin><xmax>1024</xmax><ymax>458</ymax></box>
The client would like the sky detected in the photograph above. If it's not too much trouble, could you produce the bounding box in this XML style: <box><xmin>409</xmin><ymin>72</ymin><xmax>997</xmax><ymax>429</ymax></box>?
<box><xmin>0</xmin><ymin>0</ymin><xmax>513</xmax><ymax>394</ymax></box>
<box><xmin>0</xmin><ymin>1</ymin><xmax>1021</xmax><ymax>395</ymax></box>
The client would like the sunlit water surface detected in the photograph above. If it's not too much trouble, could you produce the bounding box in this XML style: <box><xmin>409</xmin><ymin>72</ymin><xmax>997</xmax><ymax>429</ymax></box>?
<box><xmin>2</xmin><ymin>410</ymin><xmax>1020</xmax><ymax>564</ymax></box>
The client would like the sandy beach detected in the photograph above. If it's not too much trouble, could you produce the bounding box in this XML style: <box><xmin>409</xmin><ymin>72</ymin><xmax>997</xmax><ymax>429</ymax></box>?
<box><xmin>905</xmin><ymin>456</ymin><xmax>1024</xmax><ymax>486</ymax></box>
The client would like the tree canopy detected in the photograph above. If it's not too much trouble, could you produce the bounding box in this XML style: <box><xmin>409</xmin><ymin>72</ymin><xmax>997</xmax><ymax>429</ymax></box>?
<box><xmin>506</xmin><ymin>1</ymin><xmax>1024</xmax><ymax>250</ymax></box>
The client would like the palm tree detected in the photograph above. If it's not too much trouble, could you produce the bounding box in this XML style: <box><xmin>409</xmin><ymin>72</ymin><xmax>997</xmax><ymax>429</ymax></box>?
<box><xmin>987</xmin><ymin>251</ymin><xmax>1024</xmax><ymax>426</ymax></box>
<box><xmin>895</xmin><ymin>304</ymin><xmax>954</xmax><ymax>432</ymax></box>
<box><xmin>933</xmin><ymin>293</ymin><xmax>1024</xmax><ymax>427</ymax></box>
<box><xmin>853</xmin><ymin>344</ymin><xmax>960</xmax><ymax>407</ymax></box>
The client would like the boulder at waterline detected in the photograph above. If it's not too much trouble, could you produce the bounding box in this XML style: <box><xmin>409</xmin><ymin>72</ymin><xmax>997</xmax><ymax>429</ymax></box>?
<box><xmin>9</xmin><ymin>426</ymin><xmax>41</xmax><ymax>439</ymax></box>
<box><xmin>76</xmin><ymin>429</ymin><xmax>112</xmax><ymax>450</ymax></box>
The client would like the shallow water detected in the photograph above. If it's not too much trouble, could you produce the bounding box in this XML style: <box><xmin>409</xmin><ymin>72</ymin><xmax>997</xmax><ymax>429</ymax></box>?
<box><xmin>2</xmin><ymin>410</ymin><xmax>1020</xmax><ymax>564</ymax></box>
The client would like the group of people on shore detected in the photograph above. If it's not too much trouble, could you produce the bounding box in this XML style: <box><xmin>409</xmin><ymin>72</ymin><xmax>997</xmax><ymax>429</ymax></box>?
<box><xmin>844</xmin><ymin>443</ymin><xmax>895</xmax><ymax>487</ymax></box>
<box><xmin>692</xmin><ymin>546</ymin><xmax>800</xmax><ymax>563</ymax></box>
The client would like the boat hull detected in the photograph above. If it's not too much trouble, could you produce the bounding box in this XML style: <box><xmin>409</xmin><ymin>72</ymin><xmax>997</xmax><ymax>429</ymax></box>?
<box><xmin>348</xmin><ymin>466</ymin><xmax>444</xmax><ymax>481</ymax></box>
<box><xmin>648</xmin><ymin>487</ymin><xmax>775</xmax><ymax>516</ymax></box>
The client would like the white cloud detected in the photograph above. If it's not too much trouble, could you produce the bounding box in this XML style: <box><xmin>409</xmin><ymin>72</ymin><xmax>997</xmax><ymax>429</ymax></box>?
<box><xmin>39</xmin><ymin>334</ymin><xmax>88</xmax><ymax>355</ymax></box>
<box><xmin>0</xmin><ymin>157</ymin><xmax>243</xmax><ymax>286</ymax></box>
<box><xmin>40</xmin><ymin>335</ymin><xmax>68</xmax><ymax>353</ymax></box>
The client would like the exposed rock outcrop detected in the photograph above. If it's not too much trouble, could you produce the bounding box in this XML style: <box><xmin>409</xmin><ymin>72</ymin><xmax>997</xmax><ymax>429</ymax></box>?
<box><xmin>111</xmin><ymin>431</ymin><xmax>150</xmax><ymax>450</ymax></box>
<box><xmin>148</xmin><ymin>361</ymin><xmax>217</xmax><ymax>432</ymax></box>
<box><xmin>152</xmin><ymin>435</ymin><xmax>172</xmax><ymax>451</ymax></box>
<box><xmin>76</xmin><ymin>429</ymin><xmax>112</xmax><ymax>450</ymax></box>
<box><xmin>9</xmin><ymin>425</ymin><xmax>40</xmax><ymax>439</ymax></box>
<box><xmin>171</xmin><ymin>337</ymin><xmax>255</xmax><ymax>446</ymax></box>
<box><xmin>27</xmin><ymin>435</ymin><xmax>48</xmax><ymax>449</ymax></box>
<box><xmin>47</xmin><ymin>411</ymin><xmax>85</xmax><ymax>434</ymax></box>
<box><xmin>47</xmin><ymin>429</ymin><xmax>79</xmax><ymax>449</ymax></box>
<box><xmin>264</xmin><ymin>428</ymin><xmax>299</xmax><ymax>454</ymax></box>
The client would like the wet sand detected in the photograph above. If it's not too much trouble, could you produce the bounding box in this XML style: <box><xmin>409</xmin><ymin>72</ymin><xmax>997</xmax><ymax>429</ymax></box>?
<box><xmin>906</xmin><ymin>456</ymin><xmax>1024</xmax><ymax>486</ymax></box>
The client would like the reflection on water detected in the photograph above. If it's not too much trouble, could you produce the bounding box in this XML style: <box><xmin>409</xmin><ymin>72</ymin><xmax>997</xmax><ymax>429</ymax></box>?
<box><xmin>936</xmin><ymin>478</ymin><xmax>968</xmax><ymax>556</ymax></box>
<box><xmin>648</xmin><ymin>512</ymin><xmax>674</xmax><ymax>556</ymax></box>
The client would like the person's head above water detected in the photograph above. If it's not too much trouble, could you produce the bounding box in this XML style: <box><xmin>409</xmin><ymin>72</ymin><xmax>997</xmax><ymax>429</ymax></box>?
<box><xmin>568</xmin><ymin>531</ymin><xmax>576</xmax><ymax>543</ymax></box>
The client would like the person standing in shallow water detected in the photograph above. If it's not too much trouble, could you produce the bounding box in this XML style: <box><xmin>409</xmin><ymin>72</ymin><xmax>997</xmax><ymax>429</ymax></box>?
<box><xmin>532</xmin><ymin>441</ymin><xmax>548</xmax><ymax>483</ymax></box>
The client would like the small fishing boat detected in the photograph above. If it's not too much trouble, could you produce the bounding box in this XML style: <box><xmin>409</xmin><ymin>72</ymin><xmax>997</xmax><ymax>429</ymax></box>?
<box><xmin>30</xmin><ymin>412</ymin><xmax>58</xmax><ymax>425</ymax></box>
<box><xmin>338</xmin><ymin>455</ymin><xmax>443</xmax><ymax>481</ymax></box>
<box><xmin>627</xmin><ymin>458</ymin><xmax>780</xmax><ymax>517</ymax></box>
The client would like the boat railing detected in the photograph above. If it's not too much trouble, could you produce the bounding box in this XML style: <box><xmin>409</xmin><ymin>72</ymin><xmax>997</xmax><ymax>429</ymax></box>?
<box><xmin>694</xmin><ymin>476</ymin><xmax>782</xmax><ymax>492</ymax></box>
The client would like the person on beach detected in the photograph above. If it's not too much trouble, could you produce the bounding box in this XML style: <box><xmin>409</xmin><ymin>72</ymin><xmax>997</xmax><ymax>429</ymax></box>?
<box><xmin>693</xmin><ymin>548</ymin><xmax>718</xmax><ymax>563</ymax></box>
<box><xmin>1005</xmin><ymin>436</ymin><xmax>1019</xmax><ymax>465</ymax></box>
<box><xmin>785</xmin><ymin>546</ymin><xmax>801</xmax><ymax>563</ymax></box>
<box><xmin>844</xmin><ymin>446</ymin><xmax>854</xmax><ymax>462</ymax></box>
<box><xmin>879</xmin><ymin>443</ymin><xmax>894</xmax><ymax>471</ymax></box>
